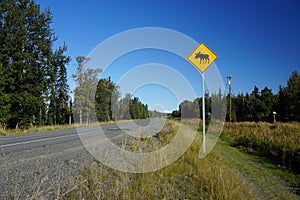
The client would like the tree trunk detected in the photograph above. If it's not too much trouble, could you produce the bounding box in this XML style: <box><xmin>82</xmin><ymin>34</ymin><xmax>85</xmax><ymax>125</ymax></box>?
<box><xmin>80</xmin><ymin>108</ymin><xmax>82</xmax><ymax>124</ymax></box>
<box><xmin>39</xmin><ymin>109</ymin><xmax>42</xmax><ymax>125</ymax></box>
<box><xmin>86</xmin><ymin>115</ymin><xmax>89</xmax><ymax>124</ymax></box>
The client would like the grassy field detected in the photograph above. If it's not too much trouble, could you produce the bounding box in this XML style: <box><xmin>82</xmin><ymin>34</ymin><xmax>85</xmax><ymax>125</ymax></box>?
<box><xmin>221</xmin><ymin>122</ymin><xmax>300</xmax><ymax>173</ymax></box>
<box><xmin>62</xmin><ymin>120</ymin><xmax>300</xmax><ymax>199</ymax></box>
<box><xmin>64</xmin><ymin>120</ymin><xmax>254</xmax><ymax>200</ymax></box>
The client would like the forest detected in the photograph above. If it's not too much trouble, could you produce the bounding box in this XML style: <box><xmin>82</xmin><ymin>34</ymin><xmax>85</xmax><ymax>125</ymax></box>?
<box><xmin>0</xmin><ymin>0</ymin><xmax>148</xmax><ymax>129</ymax></box>
<box><xmin>0</xmin><ymin>0</ymin><xmax>72</xmax><ymax>129</ymax></box>
<box><xmin>171</xmin><ymin>71</ymin><xmax>300</xmax><ymax>122</ymax></box>
<box><xmin>94</xmin><ymin>77</ymin><xmax>149</xmax><ymax>122</ymax></box>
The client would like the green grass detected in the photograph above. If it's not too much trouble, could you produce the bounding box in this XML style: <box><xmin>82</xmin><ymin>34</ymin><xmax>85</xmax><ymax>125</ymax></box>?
<box><xmin>64</xmin><ymin>120</ymin><xmax>255</xmax><ymax>200</ymax></box>
<box><xmin>221</xmin><ymin>122</ymin><xmax>300</xmax><ymax>172</ymax></box>
<box><xmin>258</xmin><ymin>157</ymin><xmax>300</xmax><ymax>185</ymax></box>
<box><xmin>213</xmin><ymin>140</ymin><xmax>300</xmax><ymax>199</ymax></box>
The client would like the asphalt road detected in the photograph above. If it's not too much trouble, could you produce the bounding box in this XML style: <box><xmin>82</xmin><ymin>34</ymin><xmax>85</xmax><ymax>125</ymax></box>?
<box><xmin>0</xmin><ymin>118</ymin><xmax>166</xmax><ymax>199</ymax></box>
<box><xmin>0</xmin><ymin>119</ymin><xmax>163</xmax><ymax>154</ymax></box>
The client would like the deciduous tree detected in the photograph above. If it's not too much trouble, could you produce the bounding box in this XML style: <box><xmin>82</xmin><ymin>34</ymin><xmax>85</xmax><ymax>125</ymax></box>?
<box><xmin>73</xmin><ymin>56</ymin><xmax>102</xmax><ymax>124</ymax></box>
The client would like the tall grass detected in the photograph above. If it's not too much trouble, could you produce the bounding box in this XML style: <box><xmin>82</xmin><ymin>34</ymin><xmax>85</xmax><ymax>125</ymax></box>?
<box><xmin>0</xmin><ymin>121</ymin><xmax>117</xmax><ymax>136</ymax></box>
<box><xmin>0</xmin><ymin>124</ymin><xmax>79</xmax><ymax>136</ymax></box>
<box><xmin>221</xmin><ymin>122</ymin><xmax>300</xmax><ymax>172</ymax></box>
<box><xmin>64</xmin><ymin>120</ymin><xmax>254</xmax><ymax>200</ymax></box>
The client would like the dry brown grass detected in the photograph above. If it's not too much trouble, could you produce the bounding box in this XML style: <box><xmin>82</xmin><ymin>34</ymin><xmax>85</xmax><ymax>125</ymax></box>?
<box><xmin>221</xmin><ymin>122</ymin><xmax>300</xmax><ymax>171</ymax></box>
<box><xmin>64</xmin><ymin>120</ymin><xmax>254</xmax><ymax>200</ymax></box>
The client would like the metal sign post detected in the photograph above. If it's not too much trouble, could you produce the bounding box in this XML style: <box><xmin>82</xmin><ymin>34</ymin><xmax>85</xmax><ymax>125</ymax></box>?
<box><xmin>202</xmin><ymin>72</ymin><xmax>206</xmax><ymax>153</ymax></box>
<box><xmin>187</xmin><ymin>43</ymin><xmax>218</xmax><ymax>154</ymax></box>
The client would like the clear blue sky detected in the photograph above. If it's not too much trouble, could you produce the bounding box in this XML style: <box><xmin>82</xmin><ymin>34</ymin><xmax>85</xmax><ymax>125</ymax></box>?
<box><xmin>37</xmin><ymin>0</ymin><xmax>300</xmax><ymax>112</ymax></box>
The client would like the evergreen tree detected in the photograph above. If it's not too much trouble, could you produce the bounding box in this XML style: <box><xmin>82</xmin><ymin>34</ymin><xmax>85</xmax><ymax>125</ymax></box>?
<box><xmin>0</xmin><ymin>63</ymin><xmax>10</xmax><ymax>128</ymax></box>
<box><xmin>211</xmin><ymin>90</ymin><xmax>227</xmax><ymax>120</ymax></box>
<box><xmin>277</xmin><ymin>71</ymin><xmax>300</xmax><ymax>121</ymax></box>
<box><xmin>260</xmin><ymin>87</ymin><xmax>274</xmax><ymax>121</ymax></box>
<box><xmin>129</xmin><ymin>97</ymin><xmax>149</xmax><ymax>119</ymax></box>
<box><xmin>276</xmin><ymin>86</ymin><xmax>290</xmax><ymax>121</ymax></box>
<box><xmin>56</xmin><ymin>46</ymin><xmax>71</xmax><ymax>124</ymax></box>
<box><xmin>48</xmin><ymin>43</ymin><xmax>71</xmax><ymax>125</ymax></box>
<box><xmin>171</xmin><ymin>110</ymin><xmax>181</xmax><ymax>118</ymax></box>
<box><xmin>0</xmin><ymin>0</ymin><xmax>60</xmax><ymax>128</ymax></box>
<box><xmin>95</xmin><ymin>80</ymin><xmax>149</xmax><ymax>122</ymax></box>
<box><xmin>0</xmin><ymin>0</ymin><xmax>71</xmax><ymax>128</ymax></box>
<box><xmin>234</xmin><ymin>93</ymin><xmax>246</xmax><ymax>121</ymax></box>
<box><xmin>95</xmin><ymin>77</ymin><xmax>119</xmax><ymax>122</ymax></box>
<box><xmin>248</xmin><ymin>86</ymin><xmax>262</xmax><ymax>121</ymax></box>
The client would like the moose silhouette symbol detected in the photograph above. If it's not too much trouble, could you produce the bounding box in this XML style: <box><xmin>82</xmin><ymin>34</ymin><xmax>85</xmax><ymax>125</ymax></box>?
<box><xmin>195</xmin><ymin>52</ymin><xmax>210</xmax><ymax>64</ymax></box>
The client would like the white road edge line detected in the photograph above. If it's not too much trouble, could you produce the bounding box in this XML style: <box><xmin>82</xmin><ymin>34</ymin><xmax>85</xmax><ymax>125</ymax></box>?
<box><xmin>0</xmin><ymin>134</ymin><xmax>76</xmax><ymax>148</ymax></box>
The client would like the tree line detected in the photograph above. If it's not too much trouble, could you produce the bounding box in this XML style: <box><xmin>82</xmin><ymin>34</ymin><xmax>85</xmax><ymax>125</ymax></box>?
<box><xmin>0</xmin><ymin>0</ymin><xmax>71</xmax><ymax>129</ymax></box>
<box><xmin>171</xmin><ymin>91</ymin><xmax>226</xmax><ymax>121</ymax></box>
<box><xmin>0</xmin><ymin>0</ymin><xmax>149</xmax><ymax>129</ymax></box>
<box><xmin>171</xmin><ymin>71</ymin><xmax>300</xmax><ymax>122</ymax></box>
<box><xmin>232</xmin><ymin>71</ymin><xmax>300</xmax><ymax>122</ymax></box>
<box><xmin>71</xmin><ymin>56</ymin><xmax>149</xmax><ymax>124</ymax></box>
<box><xmin>94</xmin><ymin>77</ymin><xmax>149</xmax><ymax>122</ymax></box>
<box><xmin>44</xmin><ymin>51</ymin><xmax>150</xmax><ymax>125</ymax></box>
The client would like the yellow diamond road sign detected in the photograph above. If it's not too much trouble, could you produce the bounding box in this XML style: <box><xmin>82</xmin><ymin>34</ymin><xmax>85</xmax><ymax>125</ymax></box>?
<box><xmin>187</xmin><ymin>43</ymin><xmax>218</xmax><ymax>73</ymax></box>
